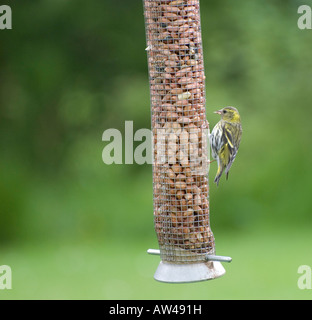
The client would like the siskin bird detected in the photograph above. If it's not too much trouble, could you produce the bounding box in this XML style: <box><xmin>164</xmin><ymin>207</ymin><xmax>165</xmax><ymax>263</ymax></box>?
<box><xmin>209</xmin><ymin>106</ymin><xmax>242</xmax><ymax>186</ymax></box>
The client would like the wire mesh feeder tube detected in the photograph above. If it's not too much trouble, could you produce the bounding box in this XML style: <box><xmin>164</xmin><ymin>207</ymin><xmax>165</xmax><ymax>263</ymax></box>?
<box><xmin>143</xmin><ymin>0</ymin><xmax>226</xmax><ymax>283</ymax></box>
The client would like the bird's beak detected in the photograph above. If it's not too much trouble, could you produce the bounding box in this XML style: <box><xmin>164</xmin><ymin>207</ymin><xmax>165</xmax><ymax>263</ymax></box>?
<box><xmin>214</xmin><ymin>110</ymin><xmax>222</xmax><ymax>115</ymax></box>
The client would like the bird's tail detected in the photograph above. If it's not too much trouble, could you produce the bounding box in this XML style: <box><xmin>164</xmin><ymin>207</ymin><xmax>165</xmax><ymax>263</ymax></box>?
<box><xmin>214</xmin><ymin>164</ymin><xmax>224</xmax><ymax>186</ymax></box>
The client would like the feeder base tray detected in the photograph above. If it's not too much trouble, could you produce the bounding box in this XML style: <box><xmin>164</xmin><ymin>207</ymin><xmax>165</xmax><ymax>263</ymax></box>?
<box><xmin>154</xmin><ymin>260</ymin><xmax>225</xmax><ymax>283</ymax></box>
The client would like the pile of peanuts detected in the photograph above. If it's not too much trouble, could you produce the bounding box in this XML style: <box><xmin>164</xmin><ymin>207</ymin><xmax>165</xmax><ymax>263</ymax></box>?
<box><xmin>144</xmin><ymin>0</ymin><xmax>215</xmax><ymax>260</ymax></box>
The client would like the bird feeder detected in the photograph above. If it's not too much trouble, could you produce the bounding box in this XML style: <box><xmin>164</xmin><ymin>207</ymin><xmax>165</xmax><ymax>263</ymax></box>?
<box><xmin>143</xmin><ymin>0</ymin><xmax>231</xmax><ymax>283</ymax></box>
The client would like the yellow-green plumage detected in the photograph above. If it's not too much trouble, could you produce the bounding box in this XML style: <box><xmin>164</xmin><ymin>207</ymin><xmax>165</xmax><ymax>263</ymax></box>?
<box><xmin>209</xmin><ymin>106</ymin><xmax>242</xmax><ymax>186</ymax></box>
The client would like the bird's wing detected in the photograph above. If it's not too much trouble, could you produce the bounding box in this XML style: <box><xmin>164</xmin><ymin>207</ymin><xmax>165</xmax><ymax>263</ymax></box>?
<box><xmin>224</xmin><ymin>127</ymin><xmax>235</xmax><ymax>151</ymax></box>
<box><xmin>223</xmin><ymin>127</ymin><xmax>238</xmax><ymax>177</ymax></box>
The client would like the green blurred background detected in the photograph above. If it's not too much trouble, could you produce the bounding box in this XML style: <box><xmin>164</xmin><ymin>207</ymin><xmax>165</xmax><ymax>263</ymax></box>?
<box><xmin>0</xmin><ymin>0</ymin><xmax>312</xmax><ymax>299</ymax></box>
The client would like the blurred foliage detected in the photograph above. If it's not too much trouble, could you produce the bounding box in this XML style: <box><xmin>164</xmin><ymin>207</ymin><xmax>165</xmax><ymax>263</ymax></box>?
<box><xmin>1</xmin><ymin>0</ymin><xmax>312</xmax><ymax>251</ymax></box>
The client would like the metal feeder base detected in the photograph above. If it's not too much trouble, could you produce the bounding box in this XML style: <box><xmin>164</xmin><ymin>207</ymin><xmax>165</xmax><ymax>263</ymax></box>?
<box><xmin>154</xmin><ymin>260</ymin><xmax>226</xmax><ymax>283</ymax></box>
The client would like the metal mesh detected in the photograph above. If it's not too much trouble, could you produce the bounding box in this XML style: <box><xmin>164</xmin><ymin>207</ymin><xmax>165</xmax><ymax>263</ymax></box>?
<box><xmin>143</xmin><ymin>0</ymin><xmax>215</xmax><ymax>263</ymax></box>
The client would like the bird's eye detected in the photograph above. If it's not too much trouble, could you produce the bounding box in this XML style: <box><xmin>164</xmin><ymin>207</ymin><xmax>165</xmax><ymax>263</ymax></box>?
<box><xmin>223</xmin><ymin>110</ymin><xmax>227</xmax><ymax>114</ymax></box>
